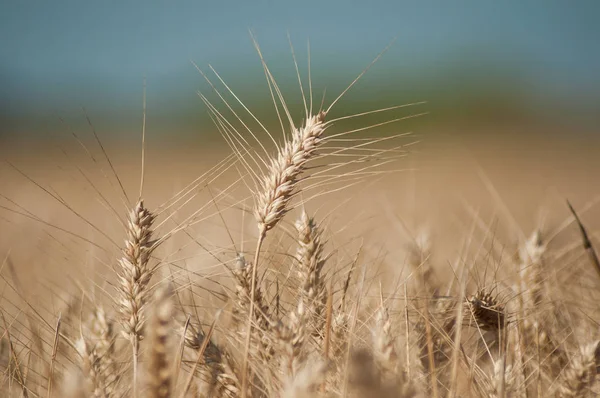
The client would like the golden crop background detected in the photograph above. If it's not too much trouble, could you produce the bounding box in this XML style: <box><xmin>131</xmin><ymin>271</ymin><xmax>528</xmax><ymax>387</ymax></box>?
<box><xmin>3</xmin><ymin>122</ymin><xmax>599</xmax><ymax>263</ymax></box>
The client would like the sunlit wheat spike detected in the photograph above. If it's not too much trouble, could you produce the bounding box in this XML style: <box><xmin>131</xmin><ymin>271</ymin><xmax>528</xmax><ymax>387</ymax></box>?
<box><xmin>255</xmin><ymin>111</ymin><xmax>327</xmax><ymax>235</ymax></box>
<box><xmin>241</xmin><ymin>110</ymin><xmax>327</xmax><ymax>395</ymax></box>
<box><xmin>117</xmin><ymin>200</ymin><xmax>157</xmax><ymax>341</ymax></box>
<box><xmin>115</xmin><ymin>199</ymin><xmax>158</xmax><ymax>395</ymax></box>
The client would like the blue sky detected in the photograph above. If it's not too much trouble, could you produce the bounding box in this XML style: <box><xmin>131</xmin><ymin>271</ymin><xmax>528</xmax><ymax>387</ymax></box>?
<box><xmin>1</xmin><ymin>1</ymin><xmax>599</xmax><ymax>131</ymax></box>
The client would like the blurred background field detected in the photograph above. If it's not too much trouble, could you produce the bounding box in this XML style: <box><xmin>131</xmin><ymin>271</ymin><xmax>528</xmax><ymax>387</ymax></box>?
<box><xmin>1</xmin><ymin>1</ymin><xmax>599</xmax><ymax>146</ymax></box>
<box><xmin>1</xmin><ymin>0</ymin><xmax>600</xmax><ymax>264</ymax></box>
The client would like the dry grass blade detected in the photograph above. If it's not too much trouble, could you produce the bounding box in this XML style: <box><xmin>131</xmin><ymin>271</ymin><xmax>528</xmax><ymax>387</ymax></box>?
<box><xmin>82</xmin><ymin>108</ymin><xmax>131</xmax><ymax>206</ymax></box>
<box><xmin>423</xmin><ymin>300</ymin><xmax>439</xmax><ymax>398</ymax></box>
<box><xmin>172</xmin><ymin>316</ymin><xmax>190</xmax><ymax>389</ymax></box>
<box><xmin>46</xmin><ymin>313</ymin><xmax>61</xmax><ymax>398</ymax></box>
<box><xmin>567</xmin><ymin>200</ymin><xmax>600</xmax><ymax>280</ymax></box>
<box><xmin>182</xmin><ymin>319</ymin><xmax>241</xmax><ymax>398</ymax></box>
<box><xmin>181</xmin><ymin>310</ymin><xmax>222</xmax><ymax>397</ymax></box>
<box><xmin>1</xmin><ymin>311</ymin><xmax>29</xmax><ymax>397</ymax></box>
<box><xmin>323</xmin><ymin>284</ymin><xmax>333</xmax><ymax>360</ymax></box>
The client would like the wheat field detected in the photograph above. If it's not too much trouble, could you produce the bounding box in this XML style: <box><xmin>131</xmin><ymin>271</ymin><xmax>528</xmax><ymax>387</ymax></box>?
<box><xmin>1</xmin><ymin>42</ymin><xmax>600</xmax><ymax>398</ymax></box>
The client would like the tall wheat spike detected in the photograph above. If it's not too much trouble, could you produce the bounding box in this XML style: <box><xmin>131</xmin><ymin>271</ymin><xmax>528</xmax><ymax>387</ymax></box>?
<box><xmin>242</xmin><ymin>111</ymin><xmax>328</xmax><ymax>395</ymax></box>
<box><xmin>116</xmin><ymin>200</ymin><xmax>158</xmax><ymax>395</ymax></box>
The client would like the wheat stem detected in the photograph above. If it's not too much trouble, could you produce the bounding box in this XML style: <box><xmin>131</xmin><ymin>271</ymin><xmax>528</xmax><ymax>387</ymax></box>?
<box><xmin>240</xmin><ymin>229</ymin><xmax>266</xmax><ymax>398</ymax></box>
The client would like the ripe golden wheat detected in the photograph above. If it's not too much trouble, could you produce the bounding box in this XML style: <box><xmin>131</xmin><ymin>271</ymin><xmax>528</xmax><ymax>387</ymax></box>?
<box><xmin>1</xmin><ymin>39</ymin><xmax>599</xmax><ymax>398</ymax></box>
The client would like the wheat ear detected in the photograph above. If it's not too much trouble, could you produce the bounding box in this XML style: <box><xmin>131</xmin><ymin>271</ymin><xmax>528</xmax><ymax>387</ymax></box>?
<box><xmin>183</xmin><ymin>321</ymin><xmax>241</xmax><ymax>398</ymax></box>
<box><xmin>372</xmin><ymin>304</ymin><xmax>396</xmax><ymax>375</ymax></box>
<box><xmin>295</xmin><ymin>211</ymin><xmax>327</xmax><ymax>335</ymax></box>
<box><xmin>484</xmin><ymin>359</ymin><xmax>517</xmax><ymax>398</ymax></box>
<box><xmin>558</xmin><ymin>340</ymin><xmax>600</xmax><ymax>397</ymax></box>
<box><xmin>88</xmin><ymin>307</ymin><xmax>118</xmax><ymax>396</ymax></box>
<box><xmin>254</xmin><ymin>111</ymin><xmax>327</xmax><ymax>234</ymax></box>
<box><xmin>467</xmin><ymin>289</ymin><xmax>506</xmax><ymax>332</ymax></box>
<box><xmin>75</xmin><ymin>337</ymin><xmax>109</xmax><ymax>398</ymax></box>
<box><xmin>232</xmin><ymin>254</ymin><xmax>271</xmax><ymax>339</ymax></box>
<box><xmin>116</xmin><ymin>200</ymin><xmax>157</xmax><ymax>396</ymax></box>
<box><xmin>241</xmin><ymin>111</ymin><xmax>327</xmax><ymax>396</ymax></box>
<box><xmin>147</xmin><ymin>286</ymin><xmax>174</xmax><ymax>398</ymax></box>
<box><xmin>282</xmin><ymin>359</ymin><xmax>327</xmax><ymax>398</ymax></box>
<box><xmin>275</xmin><ymin>211</ymin><xmax>328</xmax><ymax>381</ymax></box>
